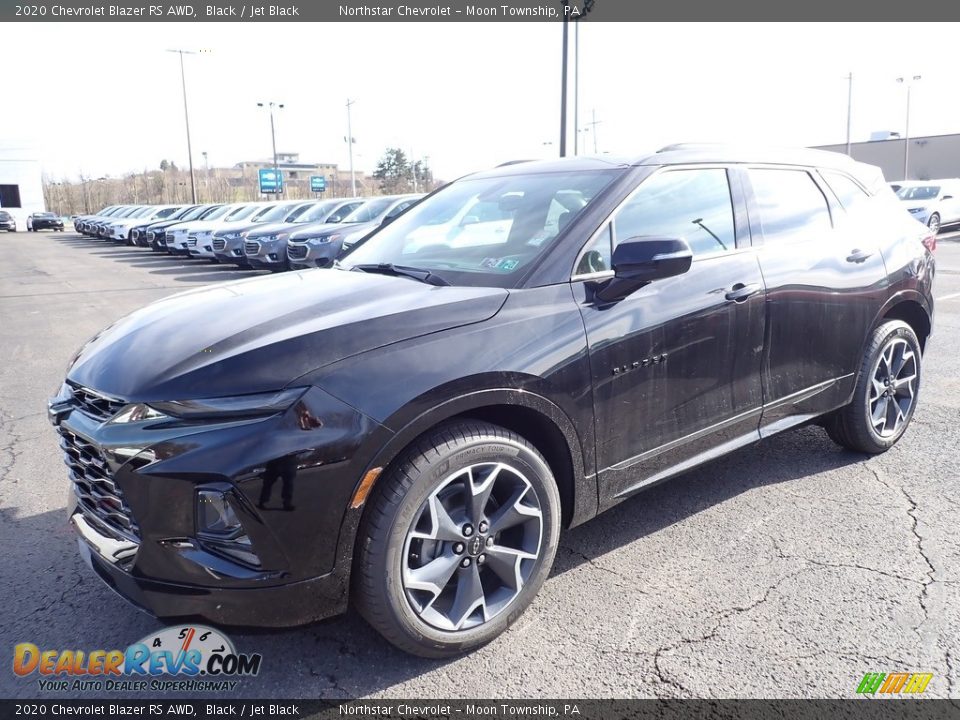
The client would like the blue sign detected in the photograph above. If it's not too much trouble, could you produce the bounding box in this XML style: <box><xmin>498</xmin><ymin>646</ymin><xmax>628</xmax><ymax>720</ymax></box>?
<box><xmin>258</xmin><ymin>168</ymin><xmax>283</xmax><ymax>194</ymax></box>
<box><xmin>310</xmin><ymin>176</ymin><xmax>327</xmax><ymax>193</ymax></box>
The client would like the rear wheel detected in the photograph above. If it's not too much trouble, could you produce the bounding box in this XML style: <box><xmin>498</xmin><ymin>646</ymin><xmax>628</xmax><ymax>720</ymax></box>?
<box><xmin>825</xmin><ymin>320</ymin><xmax>921</xmax><ymax>453</ymax></box>
<box><xmin>354</xmin><ymin>421</ymin><xmax>561</xmax><ymax>657</ymax></box>
<box><xmin>927</xmin><ymin>212</ymin><xmax>941</xmax><ymax>234</ymax></box>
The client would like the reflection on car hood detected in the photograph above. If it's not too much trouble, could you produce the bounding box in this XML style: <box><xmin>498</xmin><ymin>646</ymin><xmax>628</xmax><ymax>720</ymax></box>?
<box><xmin>68</xmin><ymin>269</ymin><xmax>509</xmax><ymax>400</ymax></box>
<box><xmin>243</xmin><ymin>221</ymin><xmax>303</xmax><ymax>239</ymax></box>
<box><xmin>288</xmin><ymin>220</ymin><xmax>360</xmax><ymax>240</ymax></box>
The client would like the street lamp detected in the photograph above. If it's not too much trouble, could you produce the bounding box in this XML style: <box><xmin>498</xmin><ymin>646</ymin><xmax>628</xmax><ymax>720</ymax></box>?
<box><xmin>257</xmin><ymin>101</ymin><xmax>284</xmax><ymax>196</ymax></box>
<box><xmin>896</xmin><ymin>75</ymin><xmax>921</xmax><ymax>181</ymax></box>
<box><xmin>166</xmin><ymin>49</ymin><xmax>198</xmax><ymax>203</ymax></box>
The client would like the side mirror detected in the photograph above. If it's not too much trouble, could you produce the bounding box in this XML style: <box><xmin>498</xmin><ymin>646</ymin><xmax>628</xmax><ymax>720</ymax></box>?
<box><xmin>327</xmin><ymin>215</ymin><xmax>342</xmax><ymax>223</ymax></box>
<box><xmin>595</xmin><ymin>236</ymin><xmax>693</xmax><ymax>302</ymax></box>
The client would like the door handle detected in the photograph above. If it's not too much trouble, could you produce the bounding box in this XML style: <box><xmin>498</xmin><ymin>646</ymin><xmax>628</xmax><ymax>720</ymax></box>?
<box><xmin>846</xmin><ymin>248</ymin><xmax>873</xmax><ymax>263</ymax></box>
<box><xmin>724</xmin><ymin>283</ymin><xmax>762</xmax><ymax>303</ymax></box>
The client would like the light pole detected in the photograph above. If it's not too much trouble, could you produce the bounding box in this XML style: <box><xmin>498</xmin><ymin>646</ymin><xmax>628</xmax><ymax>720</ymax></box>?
<box><xmin>896</xmin><ymin>75</ymin><xmax>921</xmax><ymax>181</ymax></box>
<box><xmin>573</xmin><ymin>21</ymin><xmax>579</xmax><ymax>156</ymax></box>
<box><xmin>845</xmin><ymin>72</ymin><xmax>853</xmax><ymax>157</ymax></box>
<box><xmin>257</xmin><ymin>101</ymin><xmax>284</xmax><ymax>196</ymax></box>
<box><xmin>166</xmin><ymin>49</ymin><xmax>198</xmax><ymax>203</ymax></box>
<box><xmin>345</xmin><ymin>99</ymin><xmax>357</xmax><ymax>196</ymax></box>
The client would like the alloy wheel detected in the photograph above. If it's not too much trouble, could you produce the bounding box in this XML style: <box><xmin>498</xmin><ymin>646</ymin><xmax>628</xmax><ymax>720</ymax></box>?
<box><xmin>928</xmin><ymin>214</ymin><xmax>941</xmax><ymax>234</ymax></box>
<box><xmin>401</xmin><ymin>462</ymin><xmax>544</xmax><ymax>632</ymax></box>
<box><xmin>868</xmin><ymin>337</ymin><xmax>918</xmax><ymax>438</ymax></box>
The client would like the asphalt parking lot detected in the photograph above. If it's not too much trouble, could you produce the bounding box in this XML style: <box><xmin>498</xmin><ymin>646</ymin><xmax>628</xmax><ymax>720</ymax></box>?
<box><xmin>2</xmin><ymin>230</ymin><xmax>959</xmax><ymax>699</ymax></box>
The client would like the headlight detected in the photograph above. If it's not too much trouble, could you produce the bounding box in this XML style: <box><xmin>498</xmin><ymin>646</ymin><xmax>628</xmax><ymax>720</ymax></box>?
<box><xmin>196</xmin><ymin>230</ymin><xmax>212</xmax><ymax>239</ymax></box>
<box><xmin>908</xmin><ymin>207</ymin><xmax>925</xmax><ymax>213</ymax></box>
<box><xmin>108</xmin><ymin>404</ymin><xmax>168</xmax><ymax>424</ymax></box>
<box><xmin>147</xmin><ymin>387</ymin><xmax>307</xmax><ymax>420</ymax></box>
<box><xmin>310</xmin><ymin>234</ymin><xmax>337</xmax><ymax>244</ymax></box>
<box><xmin>221</xmin><ymin>232</ymin><xmax>240</xmax><ymax>240</ymax></box>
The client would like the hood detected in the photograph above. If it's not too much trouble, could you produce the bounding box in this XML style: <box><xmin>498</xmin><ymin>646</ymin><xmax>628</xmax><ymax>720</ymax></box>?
<box><xmin>68</xmin><ymin>269</ymin><xmax>508</xmax><ymax>401</ymax></box>
<box><xmin>288</xmin><ymin>221</ymin><xmax>358</xmax><ymax>241</ymax></box>
<box><xmin>243</xmin><ymin>221</ymin><xmax>301</xmax><ymax>239</ymax></box>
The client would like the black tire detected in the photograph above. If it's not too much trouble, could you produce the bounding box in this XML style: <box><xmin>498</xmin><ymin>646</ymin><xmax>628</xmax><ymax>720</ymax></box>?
<box><xmin>825</xmin><ymin>320</ymin><xmax>922</xmax><ymax>454</ymax></box>
<box><xmin>354</xmin><ymin>420</ymin><xmax>561</xmax><ymax>658</ymax></box>
<box><xmin>927</xmin><ymin>213</ymin><xmax>941</xmax><ymax>234</ymax></box>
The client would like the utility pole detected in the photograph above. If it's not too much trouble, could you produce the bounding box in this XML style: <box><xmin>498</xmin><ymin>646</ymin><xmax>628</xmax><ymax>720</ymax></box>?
<box><xmin>346</xmin><ymin>99</ymin><xmax>357</xmax><ymax>196</ymax></box>
<box><xmin>584</xmin><ymin>109</ymin><xmax>601</xmax><ymax>154</ymax></box>
<box><xmin>845</xmin><ymin>72</ymin><xmax>853</xmax><ymax>157</ymax></box>
<box><xmin>896</xmin><ymin>75</ymin><xmax>921</xmax><ymax>181</ymax></box>
<box><xmin>167</xmin><ymin>49</ymin><xmax>197</xmax><ymax>203</ymax></box>
<box><xmin>257</xmin><ymin>102</ymin><xmax>284</xmax><ymax>196</ymax></box>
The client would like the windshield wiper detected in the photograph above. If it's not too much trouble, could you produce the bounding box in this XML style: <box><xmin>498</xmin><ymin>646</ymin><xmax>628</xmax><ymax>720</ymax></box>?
<box><xmin>350</xmin><ymin>263</ymin><xmax>450</xmax><ymax>286</ymax></box>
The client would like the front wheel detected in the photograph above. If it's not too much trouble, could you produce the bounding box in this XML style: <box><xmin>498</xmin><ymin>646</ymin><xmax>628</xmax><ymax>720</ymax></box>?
<box><xmin>825</xmin><ymin>320</ymin><xmax>922</xmax><ymax>453</ymax></box>
<box><xmin>927</xmin><ymin>212</ymin><xmax>941</xmax><ymax>234</ymax></box>
<box><xmin>354</xmin><ymin>421</ymin><xmax>561</xmax><ymax>657</ymax></box>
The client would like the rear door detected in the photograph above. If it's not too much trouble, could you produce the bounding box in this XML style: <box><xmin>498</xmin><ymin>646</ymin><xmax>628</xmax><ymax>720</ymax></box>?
<box><xmin>574</xmin><ymin>166</ymin><xmax>767</xmax><ymax>507</ymax></box>
<box><xmin>742</xmin><ymin>166</ymin><xmax>889</xmax><ymax>434</ymax></box>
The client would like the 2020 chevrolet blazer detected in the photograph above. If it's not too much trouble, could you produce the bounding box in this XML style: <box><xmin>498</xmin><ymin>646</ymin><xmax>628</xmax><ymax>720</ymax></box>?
<box><xmin>49</xmin><ymin>145</ymin><xmax>935</xmax><ymax>657</ymax></box>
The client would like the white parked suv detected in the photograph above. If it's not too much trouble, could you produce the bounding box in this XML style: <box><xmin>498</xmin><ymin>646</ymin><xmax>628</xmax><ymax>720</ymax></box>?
<box><xmin>108</xmin><ymin>206</ymin><xmax>182</xmax><ymax>243</ymax></box>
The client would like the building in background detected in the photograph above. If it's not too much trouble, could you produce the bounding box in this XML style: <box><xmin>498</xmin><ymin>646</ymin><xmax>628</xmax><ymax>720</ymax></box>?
<box><xmin>0</xmin><ymin>146</ymin><xmax>45</xmax><ymax>226</ymax></box>
<box><xmin>814</xmin><ymin>133</ymin><xmax>960</xmax><ymax>182</ymax></box>
<box><xmin>231</xmin><ymin>153</ymin><xmax>372</xmax><ymax>196</ymax></box>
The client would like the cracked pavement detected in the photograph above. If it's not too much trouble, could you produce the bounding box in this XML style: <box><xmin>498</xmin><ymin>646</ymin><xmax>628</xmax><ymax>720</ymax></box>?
<box><xmin>2</xmin><ymin>232</ymin><xmax>959</xmax><ymax>699</ymax></box>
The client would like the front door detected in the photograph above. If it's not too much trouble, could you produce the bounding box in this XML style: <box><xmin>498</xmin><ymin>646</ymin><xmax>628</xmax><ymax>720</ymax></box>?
<box><xmin>573</xmin><ymin>167</ymin><xmax>766</xmax><ymax>508</ymax></box>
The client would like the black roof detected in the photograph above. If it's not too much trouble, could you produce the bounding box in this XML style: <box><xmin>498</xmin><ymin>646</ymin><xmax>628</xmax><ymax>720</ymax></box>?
<box><xmin>475</xmin><ymin>143</ymin><xmax>867</xmax><ymax>179</ymax></box>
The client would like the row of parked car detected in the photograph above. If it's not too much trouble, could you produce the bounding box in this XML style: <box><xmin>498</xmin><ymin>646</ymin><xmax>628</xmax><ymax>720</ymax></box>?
<box><xmin>891</xmin><ymin>179</ymin><xmax>960</xmax><ymax>235</ymax></box>
<box><xmin>72</xmin><ymin>194</ymin><xmax>424</xmax><ymax>270</ymax></box>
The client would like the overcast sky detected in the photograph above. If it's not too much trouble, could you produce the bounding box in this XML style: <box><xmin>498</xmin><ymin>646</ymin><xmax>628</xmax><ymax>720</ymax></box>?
<box><xmin>3</xmin><ymin>22</ymin><xmax>957</xmax><ymax>181</ymax></box>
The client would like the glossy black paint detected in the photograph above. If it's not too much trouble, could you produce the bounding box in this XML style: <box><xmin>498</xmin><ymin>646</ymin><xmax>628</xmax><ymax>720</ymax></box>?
<box><xmin>53</xmin><ymin>147</ymin><xmax>936</xmax><ymax>627</ymax></box>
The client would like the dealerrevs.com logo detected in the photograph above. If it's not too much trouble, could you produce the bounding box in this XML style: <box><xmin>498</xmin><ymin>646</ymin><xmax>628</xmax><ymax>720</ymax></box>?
<box><xmin>13</xmin><ymin>625</ymin><xmax>262</xmax><ymax>692</ymax></box>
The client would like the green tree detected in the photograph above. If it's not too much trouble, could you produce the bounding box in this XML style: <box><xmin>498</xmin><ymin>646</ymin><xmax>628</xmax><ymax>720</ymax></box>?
<box><xmin>373</xmin><ymin>148</ymin><xmax>411</xmax><ymax>194</ymax></box>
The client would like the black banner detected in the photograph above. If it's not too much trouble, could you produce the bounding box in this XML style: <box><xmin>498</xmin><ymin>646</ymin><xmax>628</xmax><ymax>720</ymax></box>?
<box><xmin>0</xmin><ymin>0</ymin><xmax>949</xmax><ymax>22</ymax></box>
<box><xmin>2</xmin><ymin>700</ymin><xmax>960</xmax><ymax>720</ymax></box>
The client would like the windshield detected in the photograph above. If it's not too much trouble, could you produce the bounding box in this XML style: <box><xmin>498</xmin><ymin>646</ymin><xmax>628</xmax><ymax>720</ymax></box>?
<box><xmin>896</xmin><ymin>185</ymin><xmax>940</xmax><ymax>201</ymax></box>
<box><xmin>344</xmin><ymin>169</ymin><xmax>620</xmax><ymax>287</ymax></box>
<box><xmin>255</xmin><ymin>203</ymin><xmax>298</xmax><ymax>223</ymax></box>
<box><xmin>298</xmin><ymin>200</ymin><xmax>341</xmax><ymax>223</ymax></box>
<box><xmin>283</xmin><ymin>202</ymin><xmax>317</xmax><ymax>222</ymax></box>
<box><xmin>154</xmin><ymin>207</ymin><xmax>178</xmax><ymax>219</ymax></box>
<box><xmin>37</xmin><ymin>212</ymin><xmax>57</xmax><ymax>218</ymax></box>
<box><xmin>201</xmin><ymin>204</ymin><xmax>236</xmax><ymax>221</ymax></box>
<box><xmin>224</xmin><ymin>205</ymin><xmax>260</xmax><ymax>222</ymax></box>
<box><xmin>197</xmin><ymin>205</ymin><xmax>226</xmax><ymax>220</ymax></box>
<box><xmin>343</xmin><ymin>198</ymin><xmax>396</xmax><ymax>223</ymax></box>
<box><xmin>169</xmin><ymin>205</ymin><xmax>198</xmax><ymax>220</ymax></box>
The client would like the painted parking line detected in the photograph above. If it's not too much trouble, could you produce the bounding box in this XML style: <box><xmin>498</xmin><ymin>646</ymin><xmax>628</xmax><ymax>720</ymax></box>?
<box><xmin>937</xmin><ymin>291</ymin><xmax>960</xmax><ymax>302</ymax></box>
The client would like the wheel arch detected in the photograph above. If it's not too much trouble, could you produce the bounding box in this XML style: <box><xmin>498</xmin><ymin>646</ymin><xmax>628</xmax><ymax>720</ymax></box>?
<box><xmin>332</xmin><ymin>388</ymin><xmax>597</xmax><ymax>601</ymax></box>
<box><xmin>878</xmin><ymin>293</ymin><xmax>932</xmax><ymax>352</ymax></box>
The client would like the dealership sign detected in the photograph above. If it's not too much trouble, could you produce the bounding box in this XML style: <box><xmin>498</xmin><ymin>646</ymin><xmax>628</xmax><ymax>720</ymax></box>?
<box><xmin>258</xmin><ymin>168</ymin><xmax>283</xmax><ymax>194</ymax></box>
<box><xmin>310</xmin><ymin>175</ymin><xmax>326</xmax><ymax>192</ymax></box>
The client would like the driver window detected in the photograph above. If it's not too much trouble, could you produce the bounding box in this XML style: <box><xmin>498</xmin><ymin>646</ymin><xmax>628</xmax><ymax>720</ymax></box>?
<box><xmin>574</xmin><ymin>168</ymin><xmax>735</xmax><ymax>277</ymax></box>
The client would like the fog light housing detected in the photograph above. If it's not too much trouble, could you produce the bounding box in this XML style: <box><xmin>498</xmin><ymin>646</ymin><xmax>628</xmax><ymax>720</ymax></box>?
<box><xmin>196</xmin><ymin>489</ymin><xmax>261</xmax><ymax>568</ymax></box>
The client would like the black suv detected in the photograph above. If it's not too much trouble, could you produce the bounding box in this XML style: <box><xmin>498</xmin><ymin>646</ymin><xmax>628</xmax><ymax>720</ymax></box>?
<box><xmin>49</xmin><ymin>145</ymin><xmax>935</xmax><ymax>657</ymax></box>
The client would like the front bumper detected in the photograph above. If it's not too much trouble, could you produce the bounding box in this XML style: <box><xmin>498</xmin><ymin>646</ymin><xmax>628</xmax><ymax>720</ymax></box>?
<box><xmin>286</xmin><ymin>238</ymin><xmax>343</xmax><ymax>270</ymax></box>
<box><xmin>76</xmin><ymin>521</ymin><xmax>347</xmax><ymax>627</ymax></box>
<box><xmin>0</xmin><ymin>221</ymin><xmax>15</xmax><ymax>231</ymax></box>
<box><xmin>188</xmin><ymin>235</ymin><xmax>216</xmax><ymax>258</ymax></box>
<box><xmin>212</xmin><ymin>236</ymin><xmax>249</xmax><ymax>265</ymax></box>
<box><xmin>50</xmin><ymin>384</ymin><xmax>383</xmax><ymax>627</ymax></box>
<box><xmin>244</xmin><ymin>238</ymin><xmax>288</xmax><ymax>269</ymax></box>
<box><xmin>35</xmin><ymin>222</ymin><xmax>65</xmax><ymax>231</ymax></box>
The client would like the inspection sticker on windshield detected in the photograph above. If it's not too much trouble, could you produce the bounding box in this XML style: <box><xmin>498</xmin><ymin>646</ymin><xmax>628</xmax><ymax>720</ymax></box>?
<box><xmin>480</xmin><ymin>257</ymin><xmax>520</xmax><ymax>271</ymax></box>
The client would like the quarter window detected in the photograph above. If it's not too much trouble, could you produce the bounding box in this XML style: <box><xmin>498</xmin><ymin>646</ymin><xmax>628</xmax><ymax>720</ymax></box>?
<box><xmin>749</xmin><ymin>169</ymin><xmax>832</xmax><ymax>244</ymax></box>
<box><xmin>822</xmin><ymin>171</ymin><xmax>870</xmax><ymax>210</ymax></box>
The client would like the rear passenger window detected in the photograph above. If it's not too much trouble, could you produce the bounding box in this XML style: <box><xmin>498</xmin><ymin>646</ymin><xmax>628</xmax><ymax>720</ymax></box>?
<box><xmin>822</xmin><ymin>171</ymin><xmax>870</xmax><ymax>210</ymax></box>
<box><xmin>749</xmin><ymin>169</ymin><xmax>832</xmax><ymax>244</ymax></box>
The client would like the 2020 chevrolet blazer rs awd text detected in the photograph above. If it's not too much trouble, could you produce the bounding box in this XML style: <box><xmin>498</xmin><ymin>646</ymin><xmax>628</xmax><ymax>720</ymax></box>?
<box><xmin>49</xmin><ymin>146</ymin><xmax>935</xmax><ymax>657</ymax></box>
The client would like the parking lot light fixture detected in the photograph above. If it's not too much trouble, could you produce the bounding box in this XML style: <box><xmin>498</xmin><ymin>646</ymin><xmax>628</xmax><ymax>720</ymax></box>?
<box><xmin>896</xmin><ymin>75</ymin><xmax>922</xmax><ymax>181</ymax></box>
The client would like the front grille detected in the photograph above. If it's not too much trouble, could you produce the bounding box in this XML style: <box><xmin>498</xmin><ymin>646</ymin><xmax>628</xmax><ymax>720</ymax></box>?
<box><xmin>146</xmin><ymin>231</ymin><xmax>155</xmax><ymax>241</ymax></box>
<box><xmin>212</xmin><ymin>238</ymin><xmax>226</xmax><ymax>251</ymax></box>
<box><xmin>68</xmin><ymin>383</ymin><xmax>126</xmax><ymax>422</ymax></box>
<box><xmin>244</xmin><ymin>241</ymin><xmax>260</xmax><ymax>255</ymax></box>
<box><xmin>59</xmin><ymin>427</ymin><xmax>140</xmax><ymax>543</ymax></box>
<box><xmin>187</xmin><ymin>235</ymin><xmax>198</xmax><ymax>247</ymax></box>
<box><xmin>287</xmin><ymin>244</ymin><xmax>308</xmax><ymax>260</ymax></box>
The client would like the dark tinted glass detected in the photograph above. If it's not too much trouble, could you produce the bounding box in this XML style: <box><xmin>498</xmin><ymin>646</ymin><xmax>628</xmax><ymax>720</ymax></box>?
<box><xmin>749</xmin><ymin>169</ymin><xmax>832</xmax><ymax>243</ymax></box>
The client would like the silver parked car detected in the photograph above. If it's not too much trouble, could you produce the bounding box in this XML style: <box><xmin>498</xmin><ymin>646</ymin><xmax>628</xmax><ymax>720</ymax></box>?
<box><xmin>894</xmin><ymin>180</ymin><xmax>960</xmax><ymax>234</ymax></box>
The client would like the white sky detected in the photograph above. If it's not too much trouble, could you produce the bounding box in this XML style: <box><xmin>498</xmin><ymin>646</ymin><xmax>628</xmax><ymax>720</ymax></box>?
<box><xmin>3</xmin><ymin>22</ymin><xmax>957</xmax><ymax>181</ymax></box>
